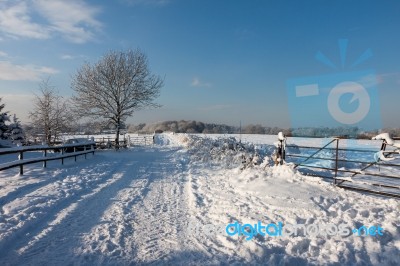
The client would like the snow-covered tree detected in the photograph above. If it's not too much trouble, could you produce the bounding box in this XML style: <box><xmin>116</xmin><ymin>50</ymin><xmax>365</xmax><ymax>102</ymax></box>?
<box><xmin>9</xmin><ymin>114</ymin><xmax>25</xmax><ymax>145</ymax></box>
<box><xmin>72</xmin><ymin>49</ymin><xmax>163</xmax><ymax>149</ymax></box>
<box><xmin>29</xmin><ymin>79</ymin><xmax>72</xmax><ymax>145</ymax></box>
<box><xmin>0</xmin><ymin>98</ymin><xmax>10</xmax><ymax>140</ymax></box>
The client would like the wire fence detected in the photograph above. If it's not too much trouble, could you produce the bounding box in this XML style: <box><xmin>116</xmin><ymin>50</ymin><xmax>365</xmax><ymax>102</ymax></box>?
<box><xmin>285</xmin><ymin>138</ymin><xmax>400</xmax><ymax>198</ymax></box>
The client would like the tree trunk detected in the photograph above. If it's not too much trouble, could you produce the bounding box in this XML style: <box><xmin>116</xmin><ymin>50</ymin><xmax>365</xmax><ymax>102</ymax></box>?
<box><xmin>115</xmin><ymin>118</ymin><xmax>120</xmax><ymax>150</ymax></box>
<box><xmin>46</xmin><ymin>126</ymin><xmax>51</xmax><ymax>145</ymax></box>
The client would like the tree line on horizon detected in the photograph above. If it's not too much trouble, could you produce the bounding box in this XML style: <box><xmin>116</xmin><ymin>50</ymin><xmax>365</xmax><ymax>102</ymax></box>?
<box><xmin>125</xmin><ymin>121</ymin><xmax>290</xmax><ymax>136</ymax></box>
<box><xmin>124</xmin><ymin>120</ymin><xmax>395</xmax><ymax>139</ymax></box>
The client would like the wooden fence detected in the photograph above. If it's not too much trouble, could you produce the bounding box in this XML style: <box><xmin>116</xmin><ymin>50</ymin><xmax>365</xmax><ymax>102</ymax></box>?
<box><xmin>93</xmin><ymin>135</ymin><xmax>153</xmax><ymax>149</ymax></box>
<box><xmin>127</xmin><ymin>135</ymin><xmax>154</xmax><ymax>146</ymax></box>
<box><xmin>93</xmin><ymin>137</ymin><xmax>127</xmax><ymax>149</ymax></box>
<box><xmin>0</xmin><ymin>142</ymin><xmax>95</xmax><ymax>175</ymax></box>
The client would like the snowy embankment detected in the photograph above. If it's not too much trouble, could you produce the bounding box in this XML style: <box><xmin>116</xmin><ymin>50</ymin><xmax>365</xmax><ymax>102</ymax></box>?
<box><xmin>0</xmin><ymin>133</ymin><xmax>398</xmax><ymax>265</ymax></box>
<box><xmin>171</xmin><ymin>133</ymin><xmax>399</xmax><ymax>265</ymax></box>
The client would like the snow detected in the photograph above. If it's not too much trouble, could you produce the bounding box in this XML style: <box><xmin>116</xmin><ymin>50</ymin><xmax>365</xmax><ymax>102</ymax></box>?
<box><xmin>0</xmin><ymin>133</ymin><xmax>398</xmax><ymax>265</ymax></box>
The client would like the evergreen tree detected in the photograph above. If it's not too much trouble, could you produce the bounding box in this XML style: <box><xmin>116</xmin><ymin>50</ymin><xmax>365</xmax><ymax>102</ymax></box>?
<box><xmin>9</xmin><ymin>114</ymin><xmax>25</xmax><ymax>145</ymax></box>
<box><xmin>0</xmin><ymin>98</ymin><xmax>10</xmax><ymax>140</ymax></box>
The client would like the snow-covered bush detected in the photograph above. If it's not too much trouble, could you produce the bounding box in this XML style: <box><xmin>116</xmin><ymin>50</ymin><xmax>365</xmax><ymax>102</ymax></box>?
<box><xmin>185</xmin><ymin>135</ymin><xmax>274</xmax><ymax>169</ymax></box>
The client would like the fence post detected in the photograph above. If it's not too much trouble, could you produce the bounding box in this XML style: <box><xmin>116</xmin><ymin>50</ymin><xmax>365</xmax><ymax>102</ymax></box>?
<box><xmin>334</xmin><ymin>138</ymin><xmax>339</xmax><ymax>184</ymax></box>
<box><xmin>19</xmin><ymin>151</ymin><xmax>24</xmax><ymax>175</ymax></box>
<box><xmin>91</xmin><ymin>137</ymin><xmax>95</xmax><ymax>155</ymax></box>
<box><xmin>84</xmin><ymin>144</ymin><xmax>87</xmax><ymax>159</ymax></box>
<box><xmin>74</xmin><ymin>146</ymin><xmax>77</xmax><ymax>162</ymax></box>
<box><xmin>61</xmin><ymin>148</ymin><xmax>64</xmax><ymax>165</ymax></box>
<box><xmin>43</xmin><ymin>149</ymin><xmax>47</xmax><ymax>168</ymax></box>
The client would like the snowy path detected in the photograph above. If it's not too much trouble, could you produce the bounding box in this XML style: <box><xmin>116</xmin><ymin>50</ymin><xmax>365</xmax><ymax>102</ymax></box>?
<box><xmin>0</xmin><ymin>133</ymin><xmax>399</xmax><ymax>265</ymax></box>
<box><xmin>0</xmin><ymin>147</ymin><xmax>191</xmax><ymax>265</ymax></box>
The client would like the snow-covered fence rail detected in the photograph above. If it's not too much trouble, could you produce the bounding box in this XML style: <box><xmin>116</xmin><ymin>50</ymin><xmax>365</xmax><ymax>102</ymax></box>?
<box><xmin>127</xmin><ymin>135</ymin><xmax>154</xmax><ymax>146</ymax></box>
<box><xmin>286</xmin><ymin>138</ymin><xmax>400</xmax><ymax>198</ymax></box>
<box><xmin>0</xmin><ymin>142</ymin><xmax>95</xmax><ymax>175</ymax></box>
<box><xmin>93</xmin><ymin>137</ymin><xmax>127</xmax><ymax>149</ymax></box>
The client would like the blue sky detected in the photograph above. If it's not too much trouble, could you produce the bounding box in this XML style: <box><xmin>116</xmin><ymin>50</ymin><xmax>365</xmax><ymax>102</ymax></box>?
<box><xmin>0</xmin><ymin>0</ymin><xmax>399</xmax><ymax>128</ymax></box>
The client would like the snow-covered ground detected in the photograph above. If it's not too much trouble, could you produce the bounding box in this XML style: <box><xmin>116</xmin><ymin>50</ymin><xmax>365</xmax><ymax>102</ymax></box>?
<box><xmin>0</xmin><ymin>133</ymin><xmax>398</xmax><ymax>265</ymax></box>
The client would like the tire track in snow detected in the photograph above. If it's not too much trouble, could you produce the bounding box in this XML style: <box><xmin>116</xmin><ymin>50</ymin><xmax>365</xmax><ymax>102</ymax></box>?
<box><xmin>0</xmin><ymin>156</ymin><xmax>95</xmax><ymax>208</ymax></box>
<box><xmin>0</xmin><ymin>149</ymin><xmax>185</xmax><ymax>265</ymax></box>
<box><xmin>130</xmin><ymin>155</ymin><xmax>188</xmax><ymax>264</ymax></box>
<box><xmin>0</xmin><ymin>154</ymin><xmax>128</xmax><ymax>262</ymax></box>
<box><xmin>74</xmin><ymin>177</ymin><xmax>149</xmax><ymax>264</ymax></box>
<box><xmin>183</xmin><ymin>169</ymin><xmax>246</xmax><ymax>264</ymax></box>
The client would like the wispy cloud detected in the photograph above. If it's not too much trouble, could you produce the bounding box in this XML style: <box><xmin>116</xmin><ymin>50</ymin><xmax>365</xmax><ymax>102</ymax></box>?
<box><xmin>60</xmin><ymin>54</ymin><xmax>74</xmax><ymax>60</ymax></box>
<box><xmin>377</xmin><ymin>72</ymin><xmax>400</xmax><ymax>85</ymax></box>
<box><xmin>0</xmin><ymin>61</ymin><xmax>58</xmax><ymax>81</ymax></box>
<box><xmin>0</xmin><ymin>51</ymin><xmax>8</xmax><ymax>57</ymax></box>
<box><xmin>60</xmin><ymin>54</ymin><xmax>86</xmax><ymax>60</ymax></box>
<box><xmin>119</xmin><ymin>0</ymin><xmax>170</xmax><ymax>7</ymax></box>
<box><xmin>34</xmin><ymin>0</ymin><xmax>102</xmax><ymax>43</ymax></box>
<box><xmin>198</xmin><ymin>104</ymin><xmax>233</xmax><ymax>111</ymax></box>
<box><xmin>357</xmin><ymin>74</ymin><xmax>378</xmax><ymax>88</ymax></box>
<box><xmin>0</xmin><ymin>1</ymin><xmax>50</xmax><ymax>39</ymax></box>
<box><xmin>191</xmin><ymin>77</ymin><xmax>212</xmax><ymax>88</ymax></box>
<box><xmin>0</xmin><ymin>0</ymin><xmax>102</xmax><ymax>43</ymax></box>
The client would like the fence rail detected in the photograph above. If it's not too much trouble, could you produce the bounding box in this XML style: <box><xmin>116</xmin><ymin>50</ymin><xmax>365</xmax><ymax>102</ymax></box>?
<box><xmin>128</xmin><ymin>135</ymin><xmax>154</xmax><ymax>146</ymax></box>
<box><xmin>93</xmin><ymin>135</ymin><xmax>154</xmax><ymax>149</ymax></box>
<box><xmin>93</xmin><ymin>137</ymin><xmax>127</xmax><ymax>149</ymax></box>
<box><xmin>286</xmin><ymin>138</ymin><xmax>400</xmax><ymax>198</ymax></box>
<box><xmin>0</xmin><ymin>142</ymin><xmax>95</xmax><ymax>175</ymax></box>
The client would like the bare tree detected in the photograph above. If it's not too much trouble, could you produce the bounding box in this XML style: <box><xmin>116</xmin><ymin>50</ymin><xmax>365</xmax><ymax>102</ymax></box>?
<box><xmin>71</xmin><ymin>49</ymin><xmax>163</xmax><ymax>148</ymax></box>
<box><xmin>29</xmin><ymin>79</ymin><xmax>72</xmax><ymax>145</ymax></box>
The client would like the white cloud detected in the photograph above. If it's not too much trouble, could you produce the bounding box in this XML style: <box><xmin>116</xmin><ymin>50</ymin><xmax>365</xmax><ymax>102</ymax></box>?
<box><xmin>191</xmin><ymin>77</ymin><xmax>200</xmax><ymax>86</ymax></box>
<box><xmin>120</xmin><ymin>0</ymin><xmax>170</xmax><ymax>6</ymax></box>
<box><xmin>0</xmin><ymin>50</ymin><xmax>8</xmax><ymax>57</ymax></box>
<box><xmin>356</xmin><ymin>74</ymin><xmax>378</xmax><ymax>89</ymax></box>
<box><xmin>34</xmin><ymin>0</ymin><xmax>102</xmax><ymax>43</ymax></box>
<box><xmin>0</xmin><ymin>61</ymin><xmax>58</xmax><ymax>81</ymax></box>
<box><xmin>0</xmin><ymin>0</ymin><xmax>102</xmax><ymax>43</ymax></box>
<box><xmin>61</xmin><ymin>54</ymin><xmax>74</xmax><ymax>60</ymax></box>
<box><xmin>0</xmin><ymin>1</ymin><xmax>49</xmax><ymax>39</ymax></box>
<box><xmin>60</xmin><ymin>54</ymin><xmax>86</xmax><ymax>60</ymax></box>
<box><xmin>191</xmin><ymin>77</ymin><xmax>212</xmax><ymax>88</ymax></box>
